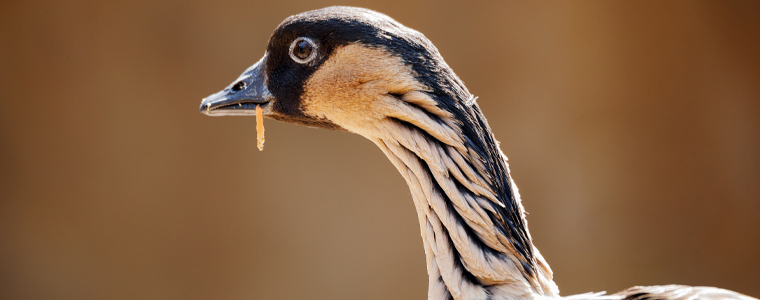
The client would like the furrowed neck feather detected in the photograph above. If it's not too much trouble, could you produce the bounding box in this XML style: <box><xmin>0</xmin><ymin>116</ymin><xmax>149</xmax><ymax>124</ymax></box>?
<box><xmin>370</xmin><ymin>89</ymin><xmax>559</xmax><ymax>300</ymax></box>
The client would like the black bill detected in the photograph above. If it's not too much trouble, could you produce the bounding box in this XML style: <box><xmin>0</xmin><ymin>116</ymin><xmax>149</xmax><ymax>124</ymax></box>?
<box><xmin>200</xmin><ymin>56</ymin><xmax>271</xmax><ymax>116</ymax></box>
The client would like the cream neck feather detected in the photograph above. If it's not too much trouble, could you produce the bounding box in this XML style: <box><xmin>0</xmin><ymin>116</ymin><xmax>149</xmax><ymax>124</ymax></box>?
<box><xmin>355</xmin><ymin>92</ymin><xmax>559</xmax><ymax>300</ymax></box>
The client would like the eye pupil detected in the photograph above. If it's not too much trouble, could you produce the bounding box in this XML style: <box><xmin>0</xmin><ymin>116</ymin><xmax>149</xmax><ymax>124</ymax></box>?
<box><xmin>295</xmin><ymin>40</ymin><xmax>312</xmax><ymax>59</ymax></box>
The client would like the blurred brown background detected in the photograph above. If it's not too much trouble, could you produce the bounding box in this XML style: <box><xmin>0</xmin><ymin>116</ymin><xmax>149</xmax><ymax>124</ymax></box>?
<box><xmin>1</xmin><ymin>1</ymin><xmax>758</xmax><ymax>299</ymax></box>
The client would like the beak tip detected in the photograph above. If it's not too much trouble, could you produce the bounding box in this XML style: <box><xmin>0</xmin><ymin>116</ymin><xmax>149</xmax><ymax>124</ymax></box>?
<box><xmin>199</xmin><ymin>99</ymin><xmax>211</xmax><ymax>114</ymax></box>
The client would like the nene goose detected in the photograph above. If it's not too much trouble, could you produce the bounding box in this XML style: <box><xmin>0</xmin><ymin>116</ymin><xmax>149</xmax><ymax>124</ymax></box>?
<box><xmin>199</xmin><ymin>6</ymin><xmax>756</xmax><ymax>300</ymax></box>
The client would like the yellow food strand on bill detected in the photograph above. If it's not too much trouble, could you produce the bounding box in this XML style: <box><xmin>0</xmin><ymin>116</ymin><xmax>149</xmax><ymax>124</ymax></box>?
<box><xmin>256</xmin><ymin>104</ymin><xmax>265</xmax><ymax>151</ymax></box>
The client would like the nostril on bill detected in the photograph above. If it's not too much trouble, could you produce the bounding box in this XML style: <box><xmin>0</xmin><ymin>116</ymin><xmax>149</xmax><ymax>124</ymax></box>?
<box><xmin>230</xmin><ymin>81</ymin><xmax>246</xmax><ymax>93</ymax></box>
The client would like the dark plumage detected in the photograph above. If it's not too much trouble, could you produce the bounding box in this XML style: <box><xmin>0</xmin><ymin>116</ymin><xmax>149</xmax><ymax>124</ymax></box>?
<box><xmin>199</xmin><ymin>6</ymin><xmax>757</xmax><ymax>300</ymax></box>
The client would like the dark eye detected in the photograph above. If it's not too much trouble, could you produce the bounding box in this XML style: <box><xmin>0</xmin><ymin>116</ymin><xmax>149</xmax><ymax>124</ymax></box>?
<box><xmin>289</xmin><ymin>37</ymin><xmax>317</xmax><ymax>63</ymax></box>
<box><xmin>294</xmin><ymin>40</ymin><xmax>312</xmax><ymax>59</ymax></box>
